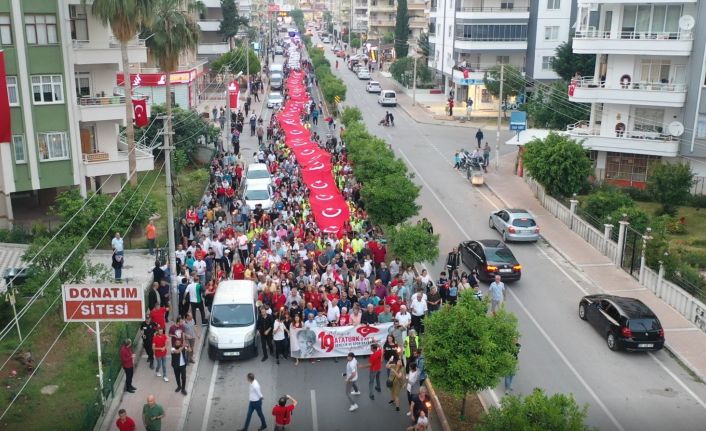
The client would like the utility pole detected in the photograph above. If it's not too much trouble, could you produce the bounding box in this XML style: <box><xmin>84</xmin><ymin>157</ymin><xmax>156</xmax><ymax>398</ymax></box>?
<box><xmin>160</xmin><ymin>114</ymin><xmax>178</xmax><ymax>316</ymax></box>
<box><xmin>348</xmin><ymin>0</ymin><xmax>352</xmax><ymax>51</ymax></box>
<box><xmin>223</xmin><ymin>66</ymin><xmax>231</xmax><ymax>149</ymax></box>
<box><xmin>412</xmin><ymin>57</ymin><xmax>418</xmax><ymax>106</ymax></box>
<box><xmin>495</xmin><ymin>63</ymin><xmax>503</xmax><ymax>170</ymax></box>
<box><xmin>245</xmin><ymin>36</ymin><xmax>250</xmax><ymax>93</ymax></box>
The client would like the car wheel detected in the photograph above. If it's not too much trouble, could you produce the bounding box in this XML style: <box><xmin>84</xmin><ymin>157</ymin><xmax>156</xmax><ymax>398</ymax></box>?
<box><xmin>208</xmin><ymin>345</ymin><xmax>217</xmax><ymax>361</ymax></box>
<box><xmin>607</xmin><ymin>332</ymin><xmax>619</xmax><ymax>351</ymax></box>
<box><xmin>488</xmin><ymin>217</ymin><xmax>495</xmax><ymax>230</ymax></box>
<box><xmin>578</xmin><ymin>303</ymin><xmax>587</xmax><ymax>321</ymax></box>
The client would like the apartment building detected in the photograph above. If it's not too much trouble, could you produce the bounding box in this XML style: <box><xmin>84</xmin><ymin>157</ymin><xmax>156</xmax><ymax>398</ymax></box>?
<box><xmin>429</xmin><ymin>0</ymin><xmax>573</xmax><ymax>110</ymax></box>
<box><xmin>197</xmin><ymin>0</ymin><xmax>253</xmax><ymax>59</ymax></box>
<box><xmin>567</xmin><ymin>0</ymin><xmax>706</xmax><ymax>186</ymax></box>
<box><xmin>367</xmin><ymin>0</ymin><xmax>426</xmax><ymax>47</ymax></box>
<box><xmin>0</xmin><ymin>0</ymin><xmax>154</xmax><ymax>228</ymax></box>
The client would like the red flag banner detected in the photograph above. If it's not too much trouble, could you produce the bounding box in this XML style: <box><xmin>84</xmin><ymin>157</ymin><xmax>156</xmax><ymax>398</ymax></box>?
<box><xmin>133</xmin><ymin>98</ymin><xmax>149</xmax><ymax>128</ymax></box>
<box><xmin>0</xmin><ymin>50</ymin><xmax>11</xmax><ymax>143</ymax></box>
<box><xmin>228</xmin><ymin>80</ymin><xmax>239</xmax><ymax>109</ymax></box>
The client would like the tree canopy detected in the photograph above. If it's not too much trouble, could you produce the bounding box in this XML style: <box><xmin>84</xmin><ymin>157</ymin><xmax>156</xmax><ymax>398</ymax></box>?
<box><xmin>219</xmin><ymin>0</ymin><xmax>248</xmax><ymax>49</ymax></box>
<box><xmin>394</xmin><ymin>0</ymin><xmax>410</xmax><ymax>58</ymax></box>
<box><xmin>523</xmin><ymin>132</ymin><xmax>592</xmax><ymax>197</ymax></box>
<box><xmin>552</xmin><ymin>37</ymin><xmax>596</xmax><ymax>82</ymax></box>
<box><xmin>483</xmin><ymin>64</ymin><xmax>526</xmax><ymax>103</ymax></box>
<box><xmin>386</xmin><ymin>222</ymin><xmax>439</xmax><ymax>265</ymax></box>
<box><xmin>211</xmin><ymin>46</ymin><xmax>262</xmax><ymax>75</ymax></box>
<box><xmin>290</xmin><ymin>9</ymin><xmax>304</xmax><ymax>30</ymax></box>
<box><xmin>647</xmin><ymin>162</ymin><xmax>695</xmax><ymax>215</ymax></box>
<box><xmin>525</xmin><ymin>81</ymin><xmax>589</xmax><ymax>129</ymax></box>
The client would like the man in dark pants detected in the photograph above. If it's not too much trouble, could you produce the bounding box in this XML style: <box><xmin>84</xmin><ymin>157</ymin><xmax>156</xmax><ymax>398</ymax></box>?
<box><xmin>238</xmin><ymin>373</ymin><xmax>267</xmax><ymax>431</ymax></box>
<box><xmin>446</xmin><ymin>247</ymin><xmax>461</xmax><ymax>274</ymax></box>
<box><xmin>119</xmin><ymin>339</ymin><xmax>137</xmax><ymax>393</ymax></box>
<box><xmin>475</xmin><ymin>128</ymin><xmax>484</xmax><ymax>148</ymax></box>
<box><xmin>256</xmin><ymin>307</ymin><xmax>274</xmax><ymax>362</ymax></box>
<box><xmin>171</xmin><ymin>339</ymin><xmax>188</xmax><ymax>395</ymax></box>
<box><xmin>140</xmin><ymin>315</ymin><xmax>158</xmax><ymax>369</ymax></box>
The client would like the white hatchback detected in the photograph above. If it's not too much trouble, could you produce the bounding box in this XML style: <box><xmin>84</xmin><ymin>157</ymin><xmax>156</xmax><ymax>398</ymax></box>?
<box><xmin>244</xmin><ymin>163</ymin><xmax>272</xmax><ymax>189</ymax></box>
<box><xmin>366</xmin><ymin>81</ymin><xmax>382</xmax><ymax>93</ymax></box>
<box><xmin>357</xmin><ymin>69</ymin><xmax>371</xmax><ymax>80</ymax></box>
<box><xmin>243</xmin><ymin>184</ymin><xmax>274</xmax><ymax>210</ymax></box>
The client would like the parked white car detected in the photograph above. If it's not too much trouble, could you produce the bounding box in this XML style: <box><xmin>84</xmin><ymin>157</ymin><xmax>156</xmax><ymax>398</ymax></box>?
<box><xmin>366</xmin><ymin>81</ymin><xmax>382</xmax><ymax>93</ymax></box>
<box><xmin>357</xmin><ymin>69</ymin><xmax>371</xmax><ymax>80</ymax></box>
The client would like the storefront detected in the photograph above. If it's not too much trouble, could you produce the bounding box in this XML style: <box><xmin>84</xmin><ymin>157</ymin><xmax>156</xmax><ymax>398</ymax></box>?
<box><xmin>116</xmin><ymin>68</ymin><xmax>206</xmax><ymax>109</ymax></box>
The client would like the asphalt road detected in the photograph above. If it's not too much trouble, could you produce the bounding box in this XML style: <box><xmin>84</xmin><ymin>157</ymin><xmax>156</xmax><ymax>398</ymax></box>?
<box><xmin>314</xmin><ymin>39</ymin><xmax>706</xmax><ymax>431</ymax></box>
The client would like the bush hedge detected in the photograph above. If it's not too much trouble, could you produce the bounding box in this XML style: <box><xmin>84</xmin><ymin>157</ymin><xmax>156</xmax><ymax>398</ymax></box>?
<box><xmin>307</xmin><ymin>44</ymin><xmax>346</xmax><ymax>110</ymax></box>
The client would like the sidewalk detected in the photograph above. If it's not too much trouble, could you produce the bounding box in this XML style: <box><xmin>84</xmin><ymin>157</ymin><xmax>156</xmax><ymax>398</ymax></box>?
<box><xmin>483</xmin><ymin>151</ymin><xmax>706</xmax><ymax>382</ymax></box>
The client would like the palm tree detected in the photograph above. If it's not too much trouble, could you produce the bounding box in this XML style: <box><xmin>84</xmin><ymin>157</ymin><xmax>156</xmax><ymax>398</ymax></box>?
<box><xmin>88</xmin><ymin>0</ymin><xmax>154</xmax><ymax>186</ymax></box>
<box><xmin>144</xmin><ymin>0</ymin><xmax>200</xmax><ymax>162</ymax></box>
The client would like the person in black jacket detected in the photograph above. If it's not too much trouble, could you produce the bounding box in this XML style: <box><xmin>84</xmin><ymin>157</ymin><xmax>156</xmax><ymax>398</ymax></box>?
<box><xmin>446</xmin><ymin>247</ymin><xmax>461</xmax><ymax>273</ymax></box>
<box><xmin>257</xmin><ymin>307</ymin><xmax>275</xmax><ymax>362</ymax></box>
<box><xmin>171</xmin><ymin>338</ymin><xmax>189</xmax><ymax>395</ymax></box>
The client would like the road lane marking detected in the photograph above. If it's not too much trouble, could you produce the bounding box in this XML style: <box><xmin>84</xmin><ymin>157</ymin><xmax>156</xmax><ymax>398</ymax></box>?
<box><xmin>200</xmin><ymin>360</ymin><xmax>219</xmax><ymax>431</ymax></box>
<box><xmin>311</xmin><ymin>389</ymin><xmax>319</xmax><ymax>431</ymax></box>
<box><xmin>649</xmin><ymin>352</ymin><xmax>706</xmax><ymax>410</ymax></box>
<box><xmin>664</xmin><ymin>327</ymin><xmax>702</xmax><ymax>332</ymax></box>
<box><xmin>397</xmin><ymin>147</ymin><xmax>626</xmax><ymax>431</ymax></box>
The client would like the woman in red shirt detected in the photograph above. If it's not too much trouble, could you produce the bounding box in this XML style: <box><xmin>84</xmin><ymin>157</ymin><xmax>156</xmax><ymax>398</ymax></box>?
<box><xmin>232</xmin><ymin>260</ymin><xmax>245</xmax><ymax>280</ymax></box>
<box><xmin>273</xmin><ymin>287</ymin><xmax>287</xmax><ymax>314</ymax></box>
<box><xmin>152</xmin><ymin>327</ymin><xmax>169</xmax><ymax>381</ymax></box>
<box><xmin>338</xmin><ymin>307</ymin><xmax>350</xmax><ymax>326</ymax></box>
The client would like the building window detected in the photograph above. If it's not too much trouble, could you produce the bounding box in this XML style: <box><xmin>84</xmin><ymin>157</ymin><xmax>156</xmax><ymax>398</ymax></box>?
<box><xmin>541</xmin><ymin>56</ymin><xmax>554</xmax><ymax>70</ymax></box>
<box><xmin>457</xmin><ymin>24</ymin><xmax>528</xmax><ymax>41</ymax></box>
<box><xmin>25</xmin><ymin>15</ymin><xmax>58</xmax><ymax>45</ymax></box>
<box><xmin>622</xmin><ymin>5</ymin><xmax>682</xmax><ymax>36</ymax></box>
<box><xmin>6</xmin><ymin>76</ymin><xmax>19</xmax><ymax>106</ymax></box>
<box><xmin>481</xmin><ymin>89</ymin><xmax>491</xmax><ymax>103</ymax></box>
<box><xmin>75</xmin><ymin>72</ymin><xmax>91</xmax><ymax>97</ymax></box>
<box><xmin>12</xmin><ymin>135</ymin><xmax>26</xmax><ymax>164</ymax></box>
<box><xmin>633</xmin><ymin>107</ymin><xmax>664</xmax><ymax>133</ymax></box>
<box><xmin>0</xmin><ymin>14</ymin><xmax>12</xmax><ymax>46</ymax></box>
<box><xmin>544</xmin><ymin>26</ymin><xmax>559</xmax><ymax>41</ymax></box>
<box><xmin>547</xmin><ymin>0</ymin><xmax>560</xmax><ymax>10</ymax></box>
<box><xmin>696</xmin><ymin>114</ymin><xmax>706</xmax><ymax>139</ymax></box>
<box><xmin>500</xmin><ymin>2</ymin><xmax>514</xmax><ymax>9</ymax></box>
<box><xmin>605</xmin><ymin>152</ymin><xmax>659</xmax><ymax>183</ymax></box>
<box><xmin>31</xmin><ymin>75</ymin><xmax>64</xmax><ymax>104</ymax></box>
<box><xmin>497</xmin><ymin>56</ymin><xmax>510</xmax><ymax>64</ymax></box>
<box><xmin>69</xmin><ymin>5</ymin><xmax>89</xmax><ymax>41</ymax></box>
<box><xmin>38</xmin><ymin>132</ymin><xmax>70</xmax><ymax>161</ymax></box>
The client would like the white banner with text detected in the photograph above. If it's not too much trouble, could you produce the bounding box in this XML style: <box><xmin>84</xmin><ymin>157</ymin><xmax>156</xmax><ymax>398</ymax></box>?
<box><xmin>289</xmin><ymin>323</ymin><xmax>393</xmax><ymax>359</ymax></box>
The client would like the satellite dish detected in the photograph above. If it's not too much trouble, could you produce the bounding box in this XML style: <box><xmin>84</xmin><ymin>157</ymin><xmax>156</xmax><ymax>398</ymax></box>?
<box><xmin>679</xmin><ymin>15</ymin><xmax>695</xmax><ymax>31</ymax></box>
<box><xmin>668</xmin><ymin>121</ymin><xmax>684</xmax><ymax>137</ymax></box>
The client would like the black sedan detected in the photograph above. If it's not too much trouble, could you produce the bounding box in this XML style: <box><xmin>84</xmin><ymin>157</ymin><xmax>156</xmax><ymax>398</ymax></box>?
<box><xmin>458</xmin><ymin>240</ymin><xmax>522</xmax><ymax>282</ymax></box>
<box><xmin>578</xmin><ymin>294</ymin><xmax>665</xmax><ymax>351</ymax></box>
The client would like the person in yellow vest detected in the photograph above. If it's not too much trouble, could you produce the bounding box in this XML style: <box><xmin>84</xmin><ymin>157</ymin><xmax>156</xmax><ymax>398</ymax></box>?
<box><xmin>404</xmin><ymin>329</ymin><xmax>419</xmax><ymax>370</ymax></box>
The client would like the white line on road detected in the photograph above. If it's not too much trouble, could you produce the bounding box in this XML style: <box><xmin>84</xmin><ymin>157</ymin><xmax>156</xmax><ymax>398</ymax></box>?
<box><xmin>200</xmin><ymin>360</ymin><xmax>219</xmax><ymax>431</ymax></box>
<box><xmin>397</xmin><ymin>147</ymin><xmax>626</xmax><ymax>431</ymax></box>
<box><xmin>311</xmin><ymin>389</ymin><xmax>319</xmax><ymax>431</ymax></box>
<box><xmin>649</xmin><ymin>352</ymin><xmax>706</xmax><ymax>410</ymax></box>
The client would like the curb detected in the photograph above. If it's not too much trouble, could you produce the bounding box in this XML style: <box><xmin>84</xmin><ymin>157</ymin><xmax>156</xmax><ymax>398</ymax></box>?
<box><xmin>423</xmin><ymin>378</ymin><xmax>452</xmax><ymax>431</ymax></box>
<box><xmin>178</xmin><ymin>326</ymin><xmax>209</xmax><ymax>429</ymax></box>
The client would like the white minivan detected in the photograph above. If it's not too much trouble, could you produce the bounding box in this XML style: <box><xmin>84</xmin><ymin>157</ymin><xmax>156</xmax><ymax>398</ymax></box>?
<box><xmin>378</xmin><ymin>90</ymin><xmax>397</xmax><ymax>107</ymax></box>
<box><xmin>270</xmin><ymin>63</ymin><xmax>284</xmax><ymax>75</ymax></box>
<box><xmin>207</xmin><ymin>280</ymin><xmax>258</xmax><ymax>360</ymax></box>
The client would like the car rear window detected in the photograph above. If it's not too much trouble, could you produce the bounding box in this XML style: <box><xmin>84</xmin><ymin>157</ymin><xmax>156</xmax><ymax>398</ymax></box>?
<box><xmin>247</xmin><ymin>170</ymin><xmax>270</xmax><ymax>179</ymax></box>
<box><xmin>512</xmin><ymin>218</ymin><xmax>536</xmax><ymax>227</ymax></box>
<box><xmin>484</xmin><ymin>247</ymin><xmax>516</xmax><ymax>263</ymax></box>
<box><xmin>246</xmin><ymin>189</ymin><xmax>270</xmax><ymax>200</ymax></box>
<box><xmin>628</xmin><ymin>318</ymin><xmax>660</xmax><ymax>331</ymax></box>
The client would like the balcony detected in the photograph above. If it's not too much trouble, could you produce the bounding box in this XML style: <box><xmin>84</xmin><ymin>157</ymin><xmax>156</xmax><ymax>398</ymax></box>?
<box><xmin>198</xmin><ymin>43</ymin><xmax>230</xmax><ymax>55</ymax></box>
<box><xmin>197</xmin><ymin>20</ymin><xmax>221</xmax><ymax>32</ymax></box>
<box><xmin>573</xmin><ymin>28</ymin><xmax>693</xmax><ymax>56</ymax></box>
<box><xmin>456</xmin><ymin>6</ymin><xmax>530</xmax><ymax>20</ymax></box>
<box><xmin>82</xmin><ymin>146</ymin><xmax>154</xmax><ymax>178</ymax></box>
<box><xmin>72</xmin><ymin>37</ymin><xmax>147</xmax><ymax>65</ymax></box>
<box><xmin>566</xmin><ymin>122</ymin><xmax>679</xmax><ymax>157</ymax></box>
<box><xmin>76</xmin><ymin>95</ymin><xmax>126</xmax><ymax>123</ymax></box>
<box><xmin>454</xmin><ymin>37</ymin><xmax>527</xmax><ymax>51</ymax></box>
<box><xmin>409</xmin><ymin>3</ymin><xmax>425</xmax><ymax>10</ymax></box>
<box><xmin>578</xmin><ymin>0</ymin><xmax>695</xmax><ymax>4</ymax></box>
<box><xmin>200</xmin><ymin>0</ymin><xmax>221</xmax><ymax>7</ymax></box>
<box><xmin>569</xmin><ymin>77</ymin><xmax>687</xmax><ymax>108</ymax></box>
<box><xmin>370</xmin><ymin>19</ymin><xmax>396</xmax><ymax>27</ymax></box>
<box><xmin>409</xmin><ymin>17</ymin><xmax>428</xmax><ymax>28</ymax></box>
<box><xmin>369</xmin><ymin>4</ymin><xmax>396</xmax><ymax>11</ymax></box>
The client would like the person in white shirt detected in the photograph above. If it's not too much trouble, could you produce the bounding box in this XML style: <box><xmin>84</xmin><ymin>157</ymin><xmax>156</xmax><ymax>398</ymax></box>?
<box><xmin>238</xmin><ymin>373</ymin><xmax>267</xmax><ymax>431</ymax></box>
<box><xmin>345</xmin><ymin>353</ymin><xmax>360</xmax><ymax>411</ymax></box>
<box><xmin>273</xmin><ymin>315</ymin><xmax>288</xmax><ymax>364</ymax></box>
<box><xmin>326</xmin><ymin>299</ymin><xmax>340</xmax><ymax>325</ymax></box>
<box><xmin>410</xmin><ymin>292</ymin><xmax>428</xmax><ymax>335</ymax></box>
<box><xmin>111</xmin><ymin>232</ymin><xmax>124</xmax><ymax>254</ymax></box>
<box><xmin>395</xmin><ymin>305</ymin><xmax>412</xmax><ymax>329</ymax></box>
<box><xmin>192</xmin><ymin>257</ymin><xmax>207</xmax><ymax>279</ymax></box>
<box><xmin>175</xmin><ymin>244</ymin><xmax>187</xmax><ymax>266</ymax></box>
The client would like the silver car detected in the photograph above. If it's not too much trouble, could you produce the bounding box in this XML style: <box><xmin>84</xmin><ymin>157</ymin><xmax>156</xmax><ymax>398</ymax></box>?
<box><xmin>489</xmin><ymin>208</ymin><xmax>540</xmax><ymax>242</ymax></box>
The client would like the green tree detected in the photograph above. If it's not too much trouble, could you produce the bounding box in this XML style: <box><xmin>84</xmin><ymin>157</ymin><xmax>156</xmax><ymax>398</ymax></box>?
<box><xmin>610</xmin><ymin>205</ymin><xmax>651</xmax><ymax>234</ymax></box>
<box><xmin>582</xmin><ymin>189</ymin><xmax>634</xmax><ymax>221</ymax></box>
<box><xmin>210</xmin><ymin>46</ymin><xmax>262</xmax><ymax>75</ymax></box>
<box><xmin>647</xmin><ymin>162</ymin><xmax>695</xmax><ymax>216</ymax></box>
<box><xmin>138</xmin><ymin>105</ymin><xmax>220</xmax><ymax>158</ymax></box>
<box><xmin>424</xmin><ymin>291</ymin><xmax>519</xmax><ymax>418</ymax></box>
<box><xmin>145</xmin><ymin>0</ymin><xmax>200</xmax><ymax>192</ymax></box>
<box><xmin>350</xmin><ymin>37</ymin><xmax>361</xmax><ymax>49</ymax></box>
<box><xmin>394</xmin><ymin>0</ymin><xmax>410</xmax><ymax>58</ymax></box>
<box><xmin>478</xmin><ymin>388</ymin><xmax>596</xmax><ymax>431</ymax></box>
<box><xmin>219</xmin><ymin>0</ymin><xmax>248</xmax><ymax>50</ymax></box>
<box><xmin>361</xmin><ymin>173</ymin><xmax>420</xmax><ymax>226</ymax></box>
<box><xmin>383</xmin><ymin>31</ymin><xmax>395</xmax><ymax>44</ymax></box>
<box><xmin>552</xmin><ymin>37</ymin><xmax>596</xmax><ymax>82</ymax></box>
<box><xmin>87</xmin><ymin>0</ymin><xmax>154</xmax><ymax>186</ymax></box>
<box><xmin>386</xmin><ymin>222</ymin><xmax>439</xmax><ymax>265</ymax></box>
<box><xmin>290</xmin><ymin>9</ymin><xmax>305</xmax><ymax>30</ymax></box>
<box><xmin>389</xmin><ymin>56</ymin><xmax>431</xmax><ymax>85</ymax></box>
<box><xmin>341</xmin><ymin>107</ymin><xmax>363</xmax><ymax>126</ymax></box>
<box><xmin>483</xmin><ymin>64</ymin><xmax>526</xmax><ymax>104</ymax></box>
<box><xmin>525</xmin><ymin>81</ymin><xmax>589</xmax><ymax>129</ymax></box>
<box><xmin>417</xmin><ymin>31</ymin><xmax>430</xmax><ymax>59</ymax></box>
<box><xmin>523</xmin><ymin>132</ymin><xmax>592</xmax><ymax>197</ymax></box>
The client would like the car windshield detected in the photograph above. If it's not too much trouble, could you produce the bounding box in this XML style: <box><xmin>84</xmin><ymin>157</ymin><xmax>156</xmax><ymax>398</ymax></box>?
<box><xmin>628</xmin><ymin>318</ymin><xmax>660</xmax><ymax>331</ymax></box>
<box><xmin>211</xmin><ymin>304</ymin><xmax>254</xmax><ymax>327</ymax></box>
<box><xmin>247</xmin><ymin>169</ymin><xmax>269</xmax><ymax>179</ymax></box>
<box><xmin>512</xmin><ymin>218</ymin><xmax>536</xmax><ymax>227</ymax></box>
<box><xmin>246</xmin><ymin>189</ymin><xmax>270</xmax><ymax>200</ymax></box>
<box><xmin>484</xmin><ymin>247</ymin><xmax>516</xmax><ymax>263</ymax></box>
<box><xmin>269</xmin><ymin>94</ymin><xmax>281</xmax><ymax>100</ymax></box>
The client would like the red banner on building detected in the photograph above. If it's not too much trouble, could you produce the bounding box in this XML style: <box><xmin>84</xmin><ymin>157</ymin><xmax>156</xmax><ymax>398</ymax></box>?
<box><xmin>133</xmin><ymin>98</ymin><xmax>149</xmax><ymax>127</ymax></box>
<box><xmin>62</xmin><ymin>284</ymin><xmax>145</xmax><ymax>322</ymax></box>
<box><xmin>228</xmin><ymin>80</ymin><xmax>240</xmax><ymax>109</ymax></box>
<box><xmin>0</xmin><ymin>50</ymin><xmax>11</xmax><ymax>144</ymax></box>
<box><xmin>117</xmin><ymin>70</ymin><xmax>197</xmax><ymax>87</ymax></box>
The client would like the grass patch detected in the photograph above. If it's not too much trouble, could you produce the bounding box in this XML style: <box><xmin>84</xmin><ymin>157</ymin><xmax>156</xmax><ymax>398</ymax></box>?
<box><xmin>436</xmin><ymin>389</ymin><xmax>485</xmax><ymax>430</ymax></box>
<box><xmin>635</xmin><ymin>202</ymin><xmax>706</xmax><ymax>258</ymax></box>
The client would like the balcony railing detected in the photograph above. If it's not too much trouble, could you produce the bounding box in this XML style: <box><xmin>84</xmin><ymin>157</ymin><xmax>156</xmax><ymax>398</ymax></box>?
<box><xmin>77</xmin><ymin>95</ymin><xmax>126</xmax><ymax>106</ymax></box>
<box><xmin>72</xmin><ymin>37</ymin><xmax>145</xmax><ymax>49</ymax></box>
<box><xmin>456</xmin><ymin>6</ymin><xmax>530</xmax><ymax>12</ymax></box>
<box><xmin>574</xmin><ymin>28</ymin><xmax>693</xmax><ymax>41</ymax></box>
<box><xmin>455</xmin><ymin>36</ymin><xmax>528</xmax><ymax>42</ymax></box>
<box><xmin>82</xmin><ymin>151</ymin><xmax>110</xmax><ymax>162</ymax></box>
<box><xmin>573</xmin><ymin>76</ymin><xmax>687</xmax><ymax>92</ymax></box>
<box><xmin>566</xmin><ymin>121</ymin><xmax>676</xmax><ymax>142</ymax></box>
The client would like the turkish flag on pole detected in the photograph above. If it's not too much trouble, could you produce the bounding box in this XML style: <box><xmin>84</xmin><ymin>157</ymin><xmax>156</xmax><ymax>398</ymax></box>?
<box><xmin>133</xmin><ymin>98</ymin><xmax>149</xmax><ymax>128</ymax></box>
<box><xmin>0</xmin><ymin>50</ymin><xmax>11</xmax><ymax>144</ymax></box>
<box><xmin>228</xmin><ymin>80</ymin><xmax>239</xmax><ymax>109</ymax></box>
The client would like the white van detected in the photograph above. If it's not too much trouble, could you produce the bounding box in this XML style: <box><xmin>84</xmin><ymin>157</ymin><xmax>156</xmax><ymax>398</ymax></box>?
<box><xmin>207</xmin><ymin>280</ymin><xmax>258</xmax><ymax>360</ymax></box>
<box><xmin>378</xmin><ymin>90</ymin><xmax>397</xmax><ymax>107</ymax></box>
<box><xmin>270</xmin><ymin>64</ymin><xmax>284</xmax><ymax>75</ymax></box>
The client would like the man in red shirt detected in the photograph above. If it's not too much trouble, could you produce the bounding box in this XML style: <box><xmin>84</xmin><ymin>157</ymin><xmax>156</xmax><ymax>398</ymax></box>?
<box><xmin>115</xmin><ymin>408</ymin><xmax>136</xmax><ymax>431</ymax></box>
<box><xmin>271</xmin><ymin>394</ymin><xmax>297</xmax><ymax>430</ymax></box>
<box><xmin>359</xmin><ymin>343</ymin><xmax>383</xmax><ymax>400</ymax></box>
<box><xmin>119</xmin><ymin>339</ymin><xmax>136</xmax><ymax>393</ymax></box>
<box><xmin>149</xmin><ymin>305</ymin><xmax>167</xmax><ymax>330</ymax></box>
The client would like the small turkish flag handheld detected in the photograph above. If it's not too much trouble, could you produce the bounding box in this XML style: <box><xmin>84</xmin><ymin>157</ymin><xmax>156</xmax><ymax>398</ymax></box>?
<box><xmin>228</xmin><ymin>80</ymin><xmax>240</xmax><ymax>109</ymax></box>
<box><xmin>0</xmin><ymin>50</ymin><xmax>11</xmax><ymax>143</ymax></box>
<box><xmin>463</xmin><ymin>69</ymin><xmax>469</xmax><ymax>79</ymax></box>
<box><xmin>568</xmin><ymin>84</ymin><xmax>576</xmax><ymax>97</ymax></box>
<box><xmin>133</xmin><ymin>98</ymin><xmax>148</xmax><ymax>128</ymax></box>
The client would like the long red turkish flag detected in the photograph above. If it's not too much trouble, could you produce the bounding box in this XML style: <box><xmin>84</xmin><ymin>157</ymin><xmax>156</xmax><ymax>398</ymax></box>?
<box><xmin>0</xmin><ymin>50</ymin><xmax>11</xmax><ymax>143</ymax></box>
